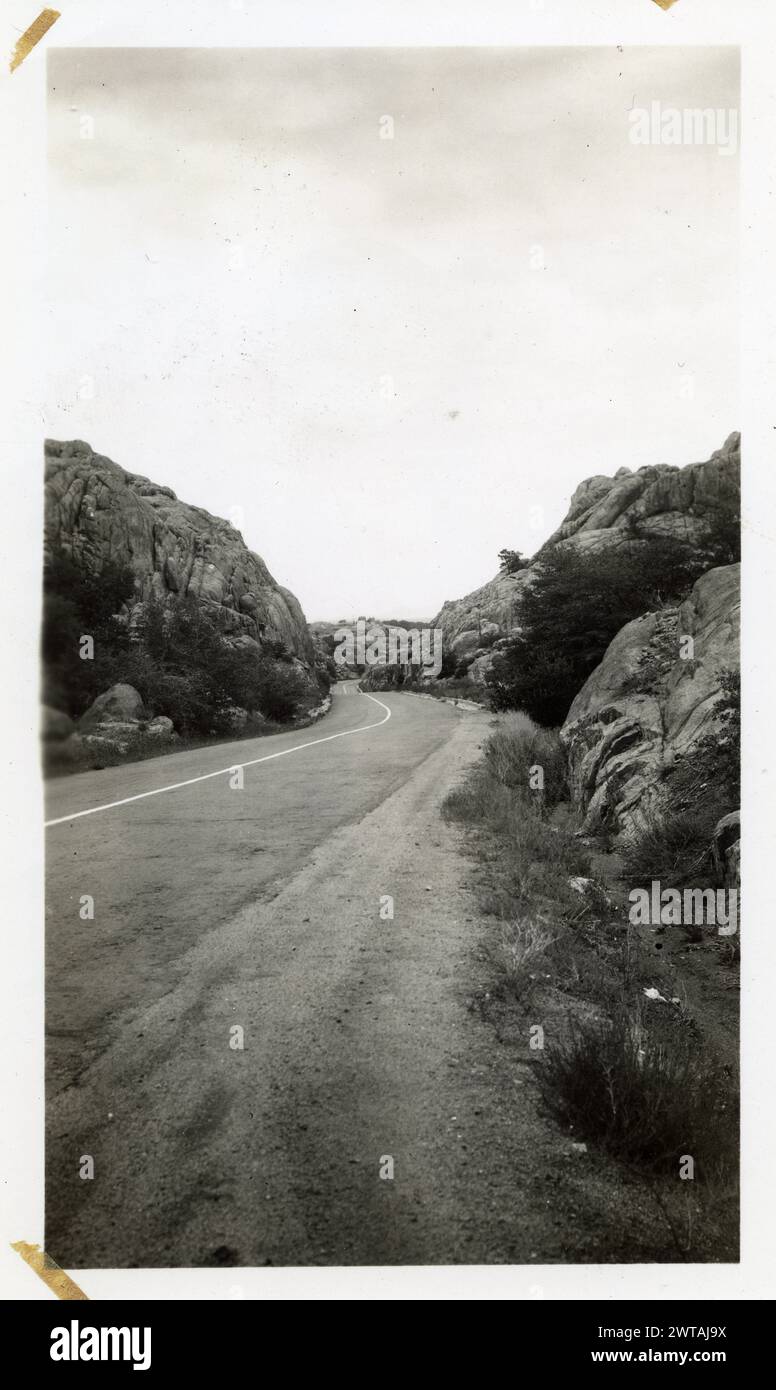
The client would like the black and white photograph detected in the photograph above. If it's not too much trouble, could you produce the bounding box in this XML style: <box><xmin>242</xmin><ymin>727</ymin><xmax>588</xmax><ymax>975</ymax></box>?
<box><xmin>1</xmin><ymin>0</ymin><xmax>773</xmax><ymax>1318</ymax></box>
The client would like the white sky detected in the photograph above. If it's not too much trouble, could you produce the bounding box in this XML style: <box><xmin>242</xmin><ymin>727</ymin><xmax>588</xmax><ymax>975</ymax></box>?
<box><xmin>46</xmin><ymin>46</ymin><xmax>739</xmax><ymax>621</ymax></box>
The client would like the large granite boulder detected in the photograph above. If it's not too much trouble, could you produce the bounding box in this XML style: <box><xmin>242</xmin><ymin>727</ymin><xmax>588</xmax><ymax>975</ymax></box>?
<box><xmin>146</xmin><ymin>715</ymin><xmax>175</xmax><ymax>739</ymax></box>
<box><xmin>79</xmin><ymin>683</ymin><xmax>146</xmax><ymax>731</ymax></box>
<box><xmin>76</xmin><ymin>682</ymin><xmax>147</xmax><ymax>753</ymax></box>
<box><xmin>560</xmin><ymin>564</ymin><xmax>740</xmax><ymax>836</ymax></box>
<box><xmin>450</xmin><ymin>622</ymin><xmax>500</xmax><ymax>657</ymax></box>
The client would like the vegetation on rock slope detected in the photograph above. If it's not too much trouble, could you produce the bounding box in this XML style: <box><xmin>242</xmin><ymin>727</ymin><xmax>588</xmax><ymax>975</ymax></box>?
<box><xmin>43</xmin><ymin>546</ymin><xmax>326</xmax><ymax>737</ymax></box>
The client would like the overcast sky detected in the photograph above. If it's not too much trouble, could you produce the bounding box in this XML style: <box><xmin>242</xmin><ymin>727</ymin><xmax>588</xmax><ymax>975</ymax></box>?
<box><xmin>47</xmin><ymin>46</ymin><xmax>739</xmax><ymax>620</ymax></box>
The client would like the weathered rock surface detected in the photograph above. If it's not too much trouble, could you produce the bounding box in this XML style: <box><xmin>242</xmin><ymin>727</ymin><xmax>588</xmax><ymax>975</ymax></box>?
<box><xmin>431</xmin><ymin>433</ymin><xmax>740</xmax><ymax>657</ymax></box>
<box><xmin>223</xmin><ymin>705</ymin><xmax>249</xmax><ymax>733</ymax></box>
<box><xmin>546</xmin><ymin>431</ymin><xmax>740</xmax><ymax>551</ymax></box>
<box><xmin>713</xmin><ymin>810</ymin><xmax>741</xmax><ymax>889</ymax></box>
<box><xmin>44</xmin><ymin>439</ymin><xmax>315</xmax><ymax>664</ymax></box>
<box><xmin>432</xmin><ymin>568</ymin><xmax>534</xmax><ymax>652</ymax></box>
<box><xmin>146</xmin><ymin>716</ymin><xmax>176</xmax><ymax>739</ymax></box>
<box><xmin>560</xmin><ymin>564</ymin><xmax>740</xmax><ymax>835</ymax></box>
<box><xmin>467</xmin><ymin>649</ymin><xmax>505</xmax><ymax>686</ymax></box>
<box><xmin>79</xmin><ymin>683</ymin><xmax>145</xmax><ymax>730</ymax></box>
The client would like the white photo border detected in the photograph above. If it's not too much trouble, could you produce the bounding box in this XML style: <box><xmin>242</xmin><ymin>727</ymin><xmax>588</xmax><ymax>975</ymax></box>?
<box><xmin>0</xmin><ymin>0</ymin><xmax>772</xmax><ymax>1301</ymax></box>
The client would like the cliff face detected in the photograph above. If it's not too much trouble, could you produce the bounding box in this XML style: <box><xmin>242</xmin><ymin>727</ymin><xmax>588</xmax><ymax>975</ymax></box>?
<box><xmin>432</xmin><ymin>569</ymin><xmax>533</xmax><ymax>654</ymax></box>
<box><xmin>431</xmin><ymin>432</ymin><xmax>740</xmax><ymax>653</ymax></box>
<box><xmin>44</xmin><ymin>438</ymin><xmax>315</xmax><ymax>663</ymax></box>
<box><xmin>560</xmin><ymin>563</ymin><xmax>740</xmax><ymax>837</ymax></box>
<box><xmin>545</xmin><ymin>431</ymin><xmax>740</xmax><ymax>551</ymax></box>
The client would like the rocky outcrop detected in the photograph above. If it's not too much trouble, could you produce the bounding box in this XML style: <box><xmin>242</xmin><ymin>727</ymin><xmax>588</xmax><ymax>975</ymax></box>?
<box><xmin>431</xmin><ymin>433</ymin><xmax>740</xmax><ymax>660</ymax></box>
<box><xmin>560</xmin><ymin>564</ymin><xmax>740</xmax><ymax>836</ymax></box>
<box><xmin>79</xmin><ymin>682</ymin><xmax>146</xmax><ymax>730</ymax></box>
<box><xmin>432</xmin><ymin>569</ymin><xmax>533</xmax><ymax>651</ymax></box>
<box><xmin>77</xmin><ymin>682</ymin><xmax>179</xmax><ymax>752</ymax></box>
<box><xmin>44</xmin><ymin>438</ymin><xmax>315</xmax><ymax>664</ymax></box>
<box><xmin>545</xmin><ymin>431</ymin><xmax>740</xmax><ymax>552</ymax></box>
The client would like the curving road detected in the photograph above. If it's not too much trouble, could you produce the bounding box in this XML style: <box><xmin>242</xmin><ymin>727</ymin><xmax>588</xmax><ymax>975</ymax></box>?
<box><xmin>44</xmin><ymin>684</ymin><xmax>580</xmax><ymax>1268</ymax></box>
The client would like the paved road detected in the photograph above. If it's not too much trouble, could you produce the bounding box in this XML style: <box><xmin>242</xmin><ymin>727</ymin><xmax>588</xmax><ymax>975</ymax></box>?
<box><xmin>45</xmin><ymin>683</ymin><xmax>584</xmax><ymax>1269</ymax></box>
<box><xmin>45</xmin><ymin>685</ymin><xmax>451</xmax><ymax>1095</ymax></box>
<box><xmin>44</xmin><ymin>675</ymin><xmax>692</xmax><ymax>1273</ymax></box>
<box><xmin>51</xmin><ymin>683</ymin><xmax>639</xmax><ymax>1273</ymax></box>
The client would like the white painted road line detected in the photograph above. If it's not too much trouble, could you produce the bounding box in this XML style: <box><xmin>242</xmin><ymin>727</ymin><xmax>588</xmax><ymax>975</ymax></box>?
<box><xmin>45</xmin><ymin>692</ymin><xmax>392</xmax><ymax>828</ymax></box>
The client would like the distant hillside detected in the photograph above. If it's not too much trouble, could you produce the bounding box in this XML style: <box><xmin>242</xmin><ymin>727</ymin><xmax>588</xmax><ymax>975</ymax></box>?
<box><xmin>309</xmin><ymin>616</ymin><xmax>432</xmax><ymax>677</ymax></box>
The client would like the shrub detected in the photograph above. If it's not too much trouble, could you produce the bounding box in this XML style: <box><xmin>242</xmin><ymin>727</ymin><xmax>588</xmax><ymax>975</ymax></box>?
<box><xmin>132</xmin><ymin>601</ymin><xmax>309</xmax><ymax>729</ymax></box>
<box><xmin>442</xmin><ymin>713</ymin><xmax>591</xmax><ymax>923</ymax></box>
<box><xmin>253</xmin><ymin>662</ymin><xmax>307</xmax><ymax>722</ymax></box>
<box><xmin>42</xmin><ymin>556</ymin><xmax>309</xmax><ymax>735</ymax></box>
<box><xmin>486</xmin><ymin>534</ymin><xmax>716</xmax><ymax>726</ymax></box>
<box><xmin>262</xmin><ymin>637</ymin><xmax>292</xmax><ymax>661</ymax></box>
<box><xmin>42</xmin><ymin>549</ymin><xmax>136</xmax><ymax>716</ymax></box>
<box><xmin>484</xmin><ymin>714</ymin><xmax>568</xmax><ymax>809</ymax></box>
<box><xmin>619</xmin><ymin>610</ymin><xmax>680</xmax><ymax>695</ymax></box>
<box><xmin>621</xmin><ymin>803</ymin><xmax>728</xmax><ymax>891</ymax></box>
<box><xmin>498</xmin><ymin>548</ymin><xmax>529</xmax><ymax>575</ymax></box>
<box><xmin>441</xmin><ymin>764</ymin><xmax>493</xmax><ymax>825</ymax></box>
<box><xmin>44</xmin><ymin>547</ymin><xmax>136</xmax><ymax>634</ymax></box>
<box><xmin>314</xmin><ymin>660</ymin><xmax>333</xmax><ymax>695</ymax></box>
<box><xmin>487</xmin><ymin>646</ymin><xmax>580</xmax><ymax>727</ymax></box>
<box><xmin>536</xmin><ymin>1010</ymin><xmax>737</xmax><ymax>1182</ymax></box>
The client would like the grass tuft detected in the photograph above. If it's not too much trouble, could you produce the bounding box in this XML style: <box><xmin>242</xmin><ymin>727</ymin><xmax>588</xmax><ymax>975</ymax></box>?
<box><xmin>535</xmin><ymin>1010</ymin><xmax>737</xmax><ymax>1183</ymax></box>
<box><xmin>491</xmin><ymin>917</ymin><xmax>556</xmax><ymax>999</ymax></box>
<box><xmin>621</xmin><ymin>803</ymin><xmax>725</xmax><ymax>890</ymax></box>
